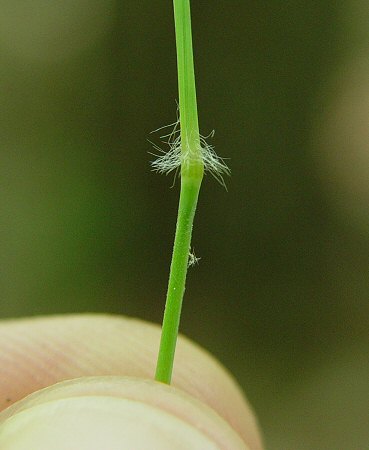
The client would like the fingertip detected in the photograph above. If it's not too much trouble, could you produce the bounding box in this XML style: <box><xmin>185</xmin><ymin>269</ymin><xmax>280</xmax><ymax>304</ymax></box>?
<box><xmin>0</xmin><ymin>377</ymin><xmax>249</xmax><ymax>450</ymax></box>
<box><xmin>0</xmin><ymin>314</ymin><xmax>263</xmax><ymax>449</ymax></box>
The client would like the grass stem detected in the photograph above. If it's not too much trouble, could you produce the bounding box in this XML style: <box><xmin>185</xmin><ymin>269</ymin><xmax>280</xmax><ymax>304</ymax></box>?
<box><xmin>155</xmin><ymin>0</ymin><xmax>203</xmax><ymax>384</ymax></box>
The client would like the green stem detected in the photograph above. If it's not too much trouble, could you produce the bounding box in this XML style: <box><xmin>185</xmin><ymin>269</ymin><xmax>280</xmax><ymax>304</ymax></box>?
<box><xmin>173</xmin><ymin>0</ymin><xmax>203</xmax><ymax>178</ymax></box>
<box><xmin>173</xmin><ymin>0</ymin><xmax>199</xmax><ymax>155</ymax></box>
<box><xmin>155</xmin><ymin>0</ymin><xmax>203</xmax><ymax>384</ymax></box>
<box><xmin>155</xmin><ymin>179</ymin><xmax>201</xmax><ymax>383</ymax></box>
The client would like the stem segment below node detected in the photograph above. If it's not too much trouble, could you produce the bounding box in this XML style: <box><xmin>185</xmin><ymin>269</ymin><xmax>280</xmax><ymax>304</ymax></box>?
<box><xmin>155</xmin><ymin>177</ymin><xmax>202</xmax><ymax>384</ymax></box>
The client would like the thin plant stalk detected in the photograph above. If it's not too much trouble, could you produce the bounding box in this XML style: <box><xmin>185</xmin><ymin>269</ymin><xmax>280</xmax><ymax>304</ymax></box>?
<box><xmin>155</xmin><ymin>0</ymin><xmax>203</xmax><ymax>384</ymax></box>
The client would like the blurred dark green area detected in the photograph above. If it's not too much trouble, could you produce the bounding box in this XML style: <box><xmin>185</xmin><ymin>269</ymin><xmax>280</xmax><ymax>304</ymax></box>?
<box><xmin>2</xmin><ymin>1</ymin><xmax>369</xmax><ymax>448</ymax></box>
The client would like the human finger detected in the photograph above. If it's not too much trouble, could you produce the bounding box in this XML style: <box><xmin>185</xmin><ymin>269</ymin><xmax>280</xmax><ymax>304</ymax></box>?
<box><xmin>0</xmin><ymin>376</ymin><xmax>250</xmax><ymax>449</ymax></box>
<box><xmin>0</xmin><ymin>314</ymin><xmax>262</xmax><ymax>449</ymax></box>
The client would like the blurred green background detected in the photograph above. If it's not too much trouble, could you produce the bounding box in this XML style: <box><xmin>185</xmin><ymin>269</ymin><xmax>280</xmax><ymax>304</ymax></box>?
<box><xmin>2</xmin><ymin>1</ymin><xmax>369</xmax><ymax>448</ymax></box>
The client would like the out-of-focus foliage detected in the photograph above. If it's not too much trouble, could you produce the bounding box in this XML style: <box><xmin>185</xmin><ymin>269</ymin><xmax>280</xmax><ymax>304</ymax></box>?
<box><xmin>1</xmin><ymin>1</ymin><xmax>369</xmax><ymax>449</ymax></box>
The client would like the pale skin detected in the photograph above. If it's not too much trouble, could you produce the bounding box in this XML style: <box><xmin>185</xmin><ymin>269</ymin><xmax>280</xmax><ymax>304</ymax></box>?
<box><xmin>0</xmin><ymin>314</ymin><xmax>263</xmax><ymax>450</ymax></box>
